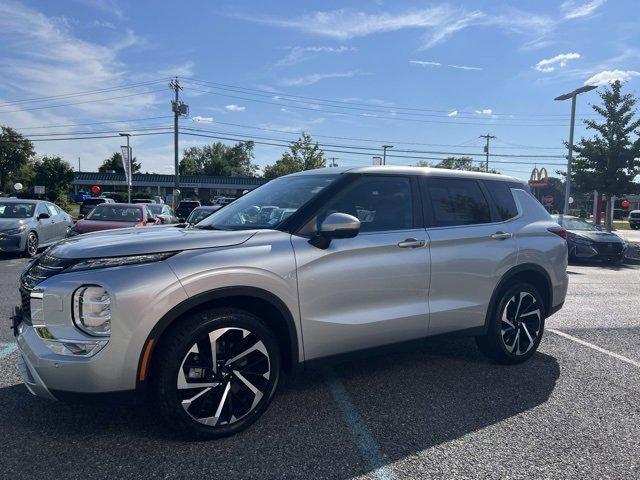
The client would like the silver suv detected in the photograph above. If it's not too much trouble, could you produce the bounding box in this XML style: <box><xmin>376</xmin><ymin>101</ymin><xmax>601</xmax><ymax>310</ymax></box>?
<box><xmin>13</xmin><ymin>167</ymin><xmax>568</xmax><ymax>438</ymax></box>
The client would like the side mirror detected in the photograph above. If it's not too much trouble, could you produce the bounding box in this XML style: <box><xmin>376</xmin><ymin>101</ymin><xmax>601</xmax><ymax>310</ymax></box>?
<box><xmin>309</xmin><ymin>212</ymin><xmax>360</xmax><ymax>249</ymax></box>
<box><xmin>38</xmin><ymin>212</ymin><xmax>50</xmax><ymax>220</ymax></box>
<box><xmin>178</xmin><ymin>217</ymin><xmax>186</xmax><ymax>223</ymax></box>
<box><xmin>77</xmin><ymin>214</ymin><xmax>84</xmax><ymax>220</ymax></box>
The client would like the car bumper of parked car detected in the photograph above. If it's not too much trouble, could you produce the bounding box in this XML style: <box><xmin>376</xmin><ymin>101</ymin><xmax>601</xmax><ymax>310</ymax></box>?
<box><xmin>569</xmin><ymin>242</ymin><xmax>626</xmax><ymax>260</ymax></box>
<box><xmin>0</xmin><ymin>233</ymin><xmax>26</xmax><ymax>253</ymax></box>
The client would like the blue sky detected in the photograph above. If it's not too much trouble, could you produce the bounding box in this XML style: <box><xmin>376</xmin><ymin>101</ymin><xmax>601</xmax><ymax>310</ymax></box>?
<box><xmin>0</xmin><ymin>0</ymin><xmax>638</xmax><ymax>180</ymax></box>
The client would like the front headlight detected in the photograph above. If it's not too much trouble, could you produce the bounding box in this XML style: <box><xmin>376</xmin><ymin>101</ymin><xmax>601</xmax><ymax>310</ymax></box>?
<box><xmin>73</xmin><ymin>286</ymin><xmax>111</xmax><ymax>336</ymax></box>
<box><xmin>66</xmin><ymin>252</ymin><xmax>175</xmax><ymax>272</ymax></box>
<box><xmin>4</xmin><ymin>225</ymin><xmax>26</xmax><ymax>235</ymax></box>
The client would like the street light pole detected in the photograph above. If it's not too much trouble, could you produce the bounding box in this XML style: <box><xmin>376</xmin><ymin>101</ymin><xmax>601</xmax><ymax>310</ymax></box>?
<box><xmin>554</xmin><ymin>84</ymin><xmax>597</xmax><ymax>215</ymax></box>
<box><xmin>382</xmin><ymin>145</ymin><xmax>393</xmax><ymax>165</ymax></box>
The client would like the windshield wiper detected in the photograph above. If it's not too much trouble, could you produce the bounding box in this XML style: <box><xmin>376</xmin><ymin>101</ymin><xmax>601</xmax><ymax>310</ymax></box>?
<box><xmin>194</xmin><ymin>225</ymin><xmax>229</xmax><ymax>231</ymax></box>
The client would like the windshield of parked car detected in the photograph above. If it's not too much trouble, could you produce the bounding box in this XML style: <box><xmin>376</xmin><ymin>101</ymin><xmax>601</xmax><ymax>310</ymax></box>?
<box><xmin>187</xmin><ymin>207</ymin><xmax>216</xmax><ymax>224</ymax></box>
<box><xmin>0</xmin><ymin>202</ymin><xmax>35</xmax><ymax>218</ymax></box>
<box><xmin>146</xmin><ymin>204</ymin><xmax>163</xmax><ymax>214</ymax></box>
<box><xmin>86</xmin><ymin>205</ymin><xmax>143</xmax><ymax>222</ymax></box>
<box><xmin>197</xmin><ymin>174</ymin><xmax>338</xmax><ymax>230</ymax></box>
<box><xmin>553</xmin><ymin>216</ymin><xmax>598</xmax><ymax>231</ymax></box>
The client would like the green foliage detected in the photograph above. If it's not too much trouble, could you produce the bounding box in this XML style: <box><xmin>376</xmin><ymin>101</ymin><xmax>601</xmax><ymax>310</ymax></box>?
<box><xmin>0</xmin><ymin>126</ymin><xmax>35</xmax><ymax>193</ymax></box>
<box><xmin>98</xmin><ymin>152</ymin><xmax>142</xmax><ymax>174</ymax></box>
<box><xmin>179</xmin><ymin>141</ymin><xmax>258</xmax><ymax>177</ymax></box>
<box><xmin>263</xmin><ymin>132</ymin><xmax>326</xmax><ymax>179</ymax></box>
<box><xmin>430</xmin><ymin>156</ymin><xmax>499</xmax><ymax>174</ymax></box>
<box><xmin>571</xmin><ymin>80</ymin><xmax>640</xmax><ymax>195</ymax></box>
<box><xmin>32</xmin><ymin>156</ymin><xmax>74</xmax><ymax>204</ymax></box>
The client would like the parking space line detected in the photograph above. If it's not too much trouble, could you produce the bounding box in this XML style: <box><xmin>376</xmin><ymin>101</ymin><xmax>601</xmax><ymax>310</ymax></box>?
<box><xmin>548</xmin><ymin>329</ymin><xmax>640</xmax><ymax>368</ymax></box>
<box><xmin>0</xmin><ymin>342</ymin><xmax>18</xmax><ymax>360</ymax></box>
<box><xmin>325</xmin><ymin>369</ymin><xmax>396</xmax><ymax>480</ymax></box>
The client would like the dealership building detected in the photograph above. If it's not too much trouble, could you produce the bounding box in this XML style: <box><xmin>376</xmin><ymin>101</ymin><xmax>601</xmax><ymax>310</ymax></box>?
<box><xmin>72</xmin><ymin>172</ymin><xmax>267</xmax><ymax>202</ymax></box>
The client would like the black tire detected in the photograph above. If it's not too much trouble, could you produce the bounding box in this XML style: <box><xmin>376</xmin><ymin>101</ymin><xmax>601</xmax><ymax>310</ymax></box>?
<box><xmin>476</xmin><ymin>282</ymin><xmax>545</xmax><ymax>364</ymax></box>
<box><xmin>24</xmin><ymin>231</ymin><xmax>39</xmax><ymax>257</ymax></box>
<box><xmin>154</xmin><ymin>308</ymin><xmax>280</xmax><ymax>439</ymax></box>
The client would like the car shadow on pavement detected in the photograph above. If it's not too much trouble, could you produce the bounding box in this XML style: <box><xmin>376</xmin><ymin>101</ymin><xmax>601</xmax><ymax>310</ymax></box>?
<box><xmin>569</xmin><ymin>259</ymin><xmax>638</xmax><ymax>270</ymax></box>
<box><xmin>0</xmin><ymin>337</ymin><xmax>559</xmax><ymax>479</ymax></box>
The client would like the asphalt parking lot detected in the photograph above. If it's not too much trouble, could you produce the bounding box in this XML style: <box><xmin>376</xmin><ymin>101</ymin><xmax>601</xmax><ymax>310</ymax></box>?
<box><xmin>1</xmin><ymin>254</ymin><xmax>639</xmax><ymax>479</ymax></box>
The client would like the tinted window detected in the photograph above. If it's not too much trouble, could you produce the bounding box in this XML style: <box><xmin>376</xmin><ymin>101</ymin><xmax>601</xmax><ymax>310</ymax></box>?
<box><xmin>483</xmin><ymin>180</ymin><xmax>518</xmax><ymax>221</ymax></box>
<box><xmin>36</xmin><ymin>203</ymin><xmax>49</xmax><ymax>217</ymax></box>
<box><xmin>426</xmin><ymin>178</ymin><xmax>491</xmax><ymax>227</ymax></box>
<box><xmin>86</xmin><ymin>205</ymin><xmax>143</xmax><ymax>222</ymax></box>
<box><xmin>0</xmin><ymin>202</ymin><xmax>36</xmax><ymax>218</ymax></box>
<box><xmin>46</xmin><ymin>204</ymin><xmax>60</xmax><ymax>216</ymax></box>
<box><xmin>319</xmin><ymin>176</ymin><xmax>413</xmax><ymax>233</ymax></box>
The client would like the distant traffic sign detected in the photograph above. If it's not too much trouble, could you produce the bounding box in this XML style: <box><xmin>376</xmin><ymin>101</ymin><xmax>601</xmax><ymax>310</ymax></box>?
<box><xmin>34</xmin><ymin>185</ymin><xmax>45</xmax><ymax>195</ymax></box>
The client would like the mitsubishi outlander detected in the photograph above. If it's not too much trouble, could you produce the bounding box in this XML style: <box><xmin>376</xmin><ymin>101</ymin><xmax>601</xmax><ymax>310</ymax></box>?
<box><xmin>13</xmin><ymin>167</ymin><xmax>568</xmax><ymax>438</ymax></box>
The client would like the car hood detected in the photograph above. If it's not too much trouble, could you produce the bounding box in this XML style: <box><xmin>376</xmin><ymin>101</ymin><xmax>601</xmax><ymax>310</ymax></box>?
<box><xmin>0</xmin><ymin>218</ymin><xmax>28</xmax><ymax>231</ymax></box>
<box><xmin>48</xmin><ymin>225</ymin><xmax>258</xmax><ymax>259</ymax></box>
<box><xmin>568</xmin><ymin>230</ymin><xmax>625</xmax><ymax>243</ymax></box>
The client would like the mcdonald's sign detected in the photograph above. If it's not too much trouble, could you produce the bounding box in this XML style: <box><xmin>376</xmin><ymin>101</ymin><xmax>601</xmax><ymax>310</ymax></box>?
<box><xmin>528</xmin><ymin>167</ymin><xmax>549</xmax><ymax>188</ymax></box>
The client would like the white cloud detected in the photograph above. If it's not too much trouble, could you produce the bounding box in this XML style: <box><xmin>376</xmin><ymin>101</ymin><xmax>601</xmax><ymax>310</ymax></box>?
<box><xmin>410</xmin><ymin>61</ymin><xmax>482</xmax><ymax>71</ymax></box>
<box><xmin>279</xmin><ymin>71</ymin><xmax>357</xmax><ymax>87</ymax></box>
<box><xmin>275</xmin><ymin>45</ymin><xmax>356</xmax><ymax>67</ymax></box>
<box><xmin>585</xmin><ymin>69</ymin><xmax>640</xmax><ymax>86</ymax></box>
<box><xmin>475</xmin><ymin>108</ymin><xmax>493</xmax><ymax>115</ymax></box>
<box><xmin>158</xmin><ymin>61</ymin><xmax>195</xmax><ymax>77</ymax></box>
<box><xmin>225</xmin><ymin>104</ymin><xmax>246</xmax><ymax>112</ymax></box>
<box><xmin>448</xmin><ymin>110</ymin><xmax>458</xmax><ymax>117</ymax></box>
<box><xmin>535</xmin><ymin>52</ymin><xmax>581</xmax><ymax>72</ymax></box>
<box><xmin>560</xmin><ymin>0</ymin><xmax>606</xmax><ymax>19</ymax></box>
<box><xmin>191</xmin><ymin>116</ymin><xmax>213</xmax><ymax>123</ymax></box>
<box><xmin>238</xmin><ymin>6</ymin><xmax>556</xmax><ymax>50</ymax></box>
<box><xmin>448</xmin><ymin>64</ymin><xmax>482</xmax><ymax>71</ymax></box>
<box><xmin>409</xmin><ymin>60</ymin><xmax>441</xmax><ymax>66</ymax></box>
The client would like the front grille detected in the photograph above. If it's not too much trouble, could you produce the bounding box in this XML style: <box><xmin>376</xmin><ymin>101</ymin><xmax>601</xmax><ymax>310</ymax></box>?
<box><xmin>19</xmin><ymin>288</ymin><xmax>32</xmax><ymax>325</ymax></box>
<box><xmin>21</xmin><ymin>253</ymin><xmax>73</xmax><ymax>290</ymax></box>
<box><xmin>596</xmin><ymin>242</ymin><xmax>624</xmax><ymax>256</ymax></box>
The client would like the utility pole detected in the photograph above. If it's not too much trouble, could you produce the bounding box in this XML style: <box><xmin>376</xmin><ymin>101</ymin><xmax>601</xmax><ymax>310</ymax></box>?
<box><xmin>479</xmin><ymin>134</ymin><xmax>496</xmax><ymax>172</ymax></box>
<box><xmin>381</xmin><ymin>145</ymin><xmax>393</xmax><ymax>165</ymax></box>
<box><xmin>77</xmin><ymin>157</ymin><xmax>81</xmax><ymax>172</ymax></box>
<box><xmin>169</xmin><ymin>77</ymin><xmax>188</xmax><ymax>208</ymax></box>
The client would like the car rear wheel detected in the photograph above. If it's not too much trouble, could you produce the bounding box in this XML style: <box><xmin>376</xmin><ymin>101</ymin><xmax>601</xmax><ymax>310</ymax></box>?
<box><xmin>476</xmin><ymin>282</ymin><xmax>545</xmax><ymax>364</ymax></box>
<box><xmin>24</xmin><ymin>232</ymin><xmax>38</xmax><ymax>257</ymax></box>
<box><xmin>154</xmin><ymin>308</ymin><xmax>280</xmax><ymax>439</ymax></box>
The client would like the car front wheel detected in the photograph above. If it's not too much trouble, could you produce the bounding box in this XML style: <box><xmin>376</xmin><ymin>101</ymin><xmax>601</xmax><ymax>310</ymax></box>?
<box><xmin>476</xmin><ymin>282</ymin><xmax>545</xmax><ymax>364</ymax></box>
<box><xmin>24</xmin><ymin>232</ymin><xmax>38</xmax><ymax>257</ymax></box>
<box><xmin>154</xmin><ymin>308</ymin><xmax>280</xmax><ymax>439</ymax></box>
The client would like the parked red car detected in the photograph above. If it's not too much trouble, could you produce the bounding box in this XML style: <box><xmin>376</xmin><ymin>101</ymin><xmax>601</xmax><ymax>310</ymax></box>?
<box><xmin>67</xmin><ymin>203</ymin><xmax>160</xmax><ymax>236</ymax></box>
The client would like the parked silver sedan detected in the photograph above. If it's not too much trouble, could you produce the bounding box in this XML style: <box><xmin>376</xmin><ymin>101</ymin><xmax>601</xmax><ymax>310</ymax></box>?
<box><xmin>0</xmin><ymin>198</ymin><xmax>73</xmax><ymax>257</ymax></box>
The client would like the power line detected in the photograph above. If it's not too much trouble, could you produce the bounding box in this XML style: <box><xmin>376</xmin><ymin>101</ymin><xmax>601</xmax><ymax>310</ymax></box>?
<box><xmin>3</xmin><ymin>115</ymin><xmax>173</xmax><ymax>130</ymax></box>
<box><xmin>0</xmin><ymin>88</ymin><xmax>167</xmax><ymax>113</ymax></box>
<box><xmin>0</xmin><ymin>79</ymin><xmax>168</xmax><ymax>107</ymax></box>
<box><xmin>184</xmin><ymin>78</ymin><xmax>596</xmax><ymax>119</ymax></box>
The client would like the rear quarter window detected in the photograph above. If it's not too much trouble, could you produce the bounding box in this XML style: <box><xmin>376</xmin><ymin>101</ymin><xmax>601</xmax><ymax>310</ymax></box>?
<box><xmin>425</xmin><ymin>178</ymin><xmax>491</xmax><ymax>227</ymax></box>
<box><xmin>483</xmin><ymin>180</ymin><xmax>519</xmax><ymax>221</ymax></box>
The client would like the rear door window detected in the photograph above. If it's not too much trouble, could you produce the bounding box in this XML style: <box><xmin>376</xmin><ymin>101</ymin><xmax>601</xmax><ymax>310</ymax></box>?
<box><xmin>423</xmin><ymin>178</ymin><xmax>491</xmax><ymax>227</ymax></box>
<box><xmin>483</xmin><ymin>180</ymin><xmax>519</xmax><ymax>221</ymax></box>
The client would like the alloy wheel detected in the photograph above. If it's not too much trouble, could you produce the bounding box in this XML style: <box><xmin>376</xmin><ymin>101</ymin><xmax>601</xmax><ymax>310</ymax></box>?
<box><xmin>26</xmin><ymin>233</ymin><xmax>38</xmax><ymax>256</ymax></box>
<box><xmin>500</xmin><ymin>291</ymin><xmax>542</xmax><ymax>356</ymax></box>
<box><xmin>177</xmin><ymin>327</ymin><xmax>271</xmax><ymax>427</ymax></box>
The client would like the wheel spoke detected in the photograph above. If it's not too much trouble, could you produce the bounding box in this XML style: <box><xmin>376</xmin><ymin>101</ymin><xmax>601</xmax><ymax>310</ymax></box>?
<box><xmin>521</xmin><ymin>323</ymin><xmax>535</xmax><ymax>346</ymax></box>
<box><xmin>181</xmin><ymin>386</ymin><xmax>212</xmax><ymax>408</ymax></box>
<box><xmin>234</xmin><ymin>370</ymin><xmax>264</xmax><ymax>410</ymax></box>
<box><xmin>225</xmin><ymin>340</ymin><xmax>268</xmax><ymax>367</ymax></box>
<box><xmin>203</xmin><ymin>381</ymin><xmax>232</xmax><ymax>426</ymax></box>
<box><xmin>519</xmin><ymin>308</ymin><xmax>540</xmax><ymax>319</ymax></box>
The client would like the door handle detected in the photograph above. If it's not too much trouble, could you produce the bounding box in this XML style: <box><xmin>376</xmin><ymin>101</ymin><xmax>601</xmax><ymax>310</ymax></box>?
<box><xmin>490</xmin><ymin>231</ymin><xmax>512</xmax><ymax>240</ymax></box>
<box><xmin>398</xmin><ymin>238</ymin><xmax>426</xmax><ymax>248</ymax></box>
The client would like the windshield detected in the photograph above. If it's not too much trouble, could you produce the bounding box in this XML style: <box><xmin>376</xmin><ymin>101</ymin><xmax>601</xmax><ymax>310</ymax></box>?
<box><xmin>197</xmin><ymin>174</ymin><xmax>338</xmax><ymax>230</ymax></box>
<box><xmin>187</xmin><ymin>208</ymin><xmax>216</xmax><ymax>224</ymax></box>
<box><xmin>0</xmin><ymin>202</ymin><xmax>35</xmax><ymax>218</ymax></box>
<box><xmin>553</xmin><ymin>216</ymin><xmax>598</xmax><ymax>231</ymax></box>
<box><xmin>146</xmin><ymin>204</ymin><xmax>163</xmax><ymax>214</ymax></box>
<box><xmin>86</xmin><ymin>205</ymin><xmax>143</xmax><ymax>222</ymax></box>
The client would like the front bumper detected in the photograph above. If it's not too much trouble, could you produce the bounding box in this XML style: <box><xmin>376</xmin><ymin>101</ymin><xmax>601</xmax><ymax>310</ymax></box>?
<box><xmin>0</xmin><ymin>233</ymin><xmax>26</xmax><ymax>252</ymax></box>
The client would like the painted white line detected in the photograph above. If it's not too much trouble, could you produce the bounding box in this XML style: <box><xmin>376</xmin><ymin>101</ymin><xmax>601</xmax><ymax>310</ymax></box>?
<box><xmin>325</xmin><ymin>369</ymin><xmax>396</xmax><ymax>480</ymax></box>
<box><xmin>548</xmin><ymin>329</ymin><xmax>640</xmax><ymax>368</ymax></box>
<box><xmin>0</xmin><ymin>342</ymin><xmax>18</xmax><ymax>360</ymax></box>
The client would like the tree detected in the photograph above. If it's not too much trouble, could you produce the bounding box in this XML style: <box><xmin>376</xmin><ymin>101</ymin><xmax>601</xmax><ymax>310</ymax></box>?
<box><xmin>0</xmin><ymin>126</ymin><xmax>35</xmax><ymax>193</ymax></box>
<box><xmin>570</xmin><ymin>80</ymin><xmax>640</xmax><ymax>228</ymax></box>
<box><xmin>98</xmin><ymin>152</ymin><xmax>141</xmax><ymax>174</ymax></box>
<box><xmin>32</xmin><ymin>156</ymin><xmax>74</xmax><ymax>203</ymax></box>
<box><xmin>179</xmin><ymin>141</ymin><xmax>258</xmax><ymax>177</ymax></box>
<box><xmin>431</xmin><ymin>156</ymin><xmax>499</xmax><ymax>174</ymax></box>
<box><xmin>263</xmin><ymin>132</ymin><xmax>326</xmax><ymax>179</ymax></box>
